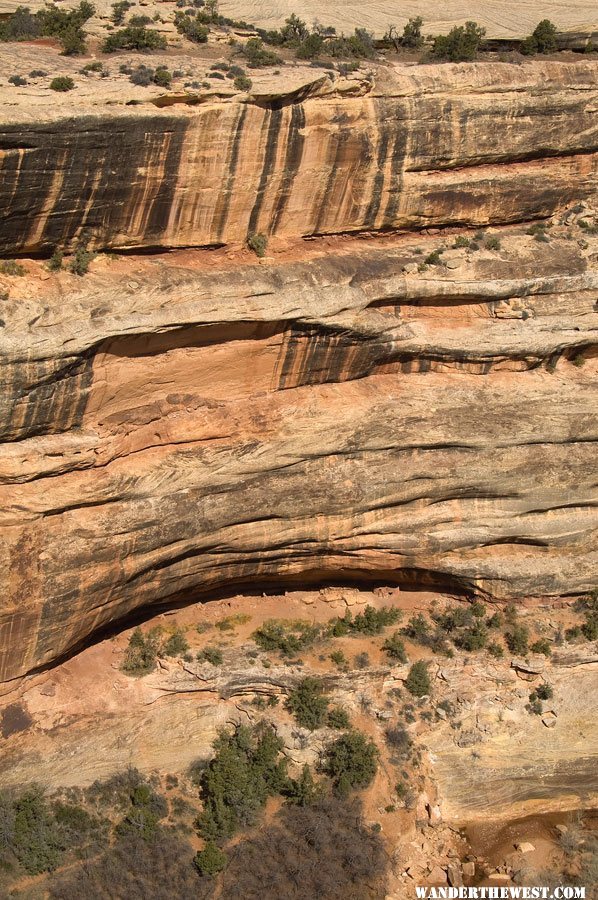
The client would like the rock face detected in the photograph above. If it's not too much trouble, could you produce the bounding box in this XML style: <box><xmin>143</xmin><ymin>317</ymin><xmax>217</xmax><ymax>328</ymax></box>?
<box><xmin>425</xmin><ymin>647</ymin><xmax>598</xmax><ymax>821</ymax></box>
<box><xmin>0</xmin><ymin>60</ymin><xmax>597</xmax><ymax>681</ymax></box>
<box><xmin>1</xmin><ymin>62</ymin><xmax>597</xmax><ymax>255</ymax></box>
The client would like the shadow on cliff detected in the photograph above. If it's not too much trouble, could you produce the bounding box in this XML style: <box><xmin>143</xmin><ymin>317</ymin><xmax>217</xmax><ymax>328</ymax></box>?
<box><xmin>30</xmin><ymin>568</ymin><xmax>472</xmax><ymax>680</ymax></box>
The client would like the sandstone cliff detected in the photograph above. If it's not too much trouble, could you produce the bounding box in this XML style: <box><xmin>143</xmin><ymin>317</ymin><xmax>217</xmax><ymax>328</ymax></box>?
<box><xmin>1</xmin><ymin>61</ymin><xmax>597</xmax><ymax>255</ymax></box>
<box><xmin>0</xmin><ymin>60</ymin><xmax>597</xmax><ymax>681</ymax></box>
<box><xmin>1</xmin><ymin>225</ymin><xmax>597</xmax><ymax>680</ymax></box>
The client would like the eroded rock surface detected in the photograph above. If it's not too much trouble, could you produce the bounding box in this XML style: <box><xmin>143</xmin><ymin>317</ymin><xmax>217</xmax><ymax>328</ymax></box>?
<box><xmin>1</xmin><ymin>224</ymin><xmax>597</xmax><ymax>680</ymax></box>
<box><xmin>0</xmin><ymin>60</ymin><xmax>597</xmax><ymax>681</ymax></box>
<box><xmin>1</xmin><ymin>61</ymin><xmax>597</xmax><ymax>254</ymax></box>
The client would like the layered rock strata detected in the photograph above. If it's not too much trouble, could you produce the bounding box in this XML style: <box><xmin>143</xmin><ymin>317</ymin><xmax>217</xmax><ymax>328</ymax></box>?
<box><xmin>1</xmin><ymin>61</ymin><xmax>597</xmax><ymax>255</ymax></box>
<box><xmin>1</xmin><ymin>225</ymin><xmax>597</xmax><ymax>680</ymax></box>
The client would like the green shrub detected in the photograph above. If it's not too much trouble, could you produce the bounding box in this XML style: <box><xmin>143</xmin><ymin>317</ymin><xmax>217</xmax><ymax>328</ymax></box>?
<box><xmin>81</xmin><ymin>60</ymin><xmax>103</xmax><ymax>73</ymax></box>
<box><xmin>174</xmin><ymin>12</ymin><xmax>209</xmax><ymax>43</ymax></box>
<box><xmin>121</xmin><ymin>627</ymin><xmax>162</xmax><ymax>676</ymax></box>
<box><xmin>197</xmin><ymin>646</ymin><xmax>223</xmax><ymax>665</ymax></box>
<box><xmin>453</xmin><ymin>235</ymin><xmax>470</xmax><ymax>249</ymax></box>
<box><xmin>330</xmin><ymin>605</ymin><xmax>401</xmax><ymax>637</ymax></box>
<box><xmin>243</xmin><ymin>38</ymin><xmax>282</xmax><ymax>68</ymax></box>
<box><xmin>0</xmin><ymin>6</ymin><xmax>41</xmax><ymax>41</ymax></box>
<box><xmin>12</xmin><ymin>787</ymin><xmax>62</xmax><ymax>875</ymax></box>
<box><xmin>233</xmin><ymin>74</ymin><xmax>252</xmax><ymax>91</ymax></box>
<box><xmin>215</xmin><ymin>613</ymin><xmax>251</xmax><ymax>631</ymax></box>
<box><xmin>527</xmin><ymin>695</ymin><xmax>543</xmax><ymax>715</ymax></box>
<box><xmin>328</xmin><ymin>28</ymin><xmax>375</xmax><ymax>59</ymax></box>
<box><xmin>69</xmin><ymin>242</ymin><xmax>94</xmax><ymax>274</ymax></box>
<box><xmin>247</xmin><ymin>232</ymin><xmax>268</xmax><ymax>257</ymax></box>
<box><xmin>432</xmin><ymin>21</ymin><xmax>486</xmax><ymax>62</ymax></box>
<box><xmin>285</xmin><ymin>763</ymin><xmax>320</xmax><ymax>806</ymax></box>
<box><xmin>327</xmin><ymin>707</ymin><xmax>351</xmax><ymax>730</ymax></box>
<box><xmin>194</xmin><ymin>841</ymin><xmax>227</xmax><ymax>876</ymax></box>
<box><xmin>111</xmin><ymin>0</ymin><xmax>132</xmax><ymax>25</ymax></box>
<box><xmin>401</xmin><ymin>613</ymin><xmax>431</xmax><ymax>641</ymax></box>
<box><xmin>395</xmin><ymin>779</ymin><xmax>408</xmax><ymax>798</ymax></box>
<box><xmin>382</xmin><ymin>632</ymin><xmax>407</xmax><ymax>663</ymax></box>
<box><xmin>129</xmin><ymin>64</ymin><xmax>154</xmax><ymax>85</ymax></box>
<box><xmin>1</xmin><ymin>2</ymin><xmax>93</xmax><ymax>53</ymax></box>
<box><xmin>337</xmin><ymin>61</ymin><xmax>360</xmax><ymax>76</ymax></box>
<box><xmin>485</xmin><ymin>236</ymin><xmax>501</xmax><ymax>251</ymax></box>
<box><xmin>455</xmin><ymin>622</ymin><xmax>488</xmax><ymax>651</ymax></box>
<box><xmin>50</xmin><ymin>75</ymin><xmax>75</xmax><ymax>92</ymax></box>
<box><xmin>504</xmin><ymin>602</ymin><xmax>518</xmax><ymax>624</ymax></box>
<box><xmin>0</xmin><ymin>260</ymin><xmax>25</xmax><ymax>276</ymax></box>
<box><xmin>581</xmin><ymin>594</ymin><xmax>598</xmax><ymax>641</ymax></box>
<box><xmin>118</xmin><ymin>796</ymin><xmax>161</xmax><ymax>841</ymax></box>
<box><xmin>196</xmin><ymin>723</ymin><xmax>288</xmax><ymax>842</ymax></box>
<box><xmin>425</xmin><ymin>249</ymin><xmax>443</xmax><ymax>265</ymax></box>
<box><xmin>329</xmin><ymin>650</ymin><xmax>348</xmax><ymax>670</ymax></box>
<box><xmin>102</xmin><ymin>25</ymin><xmax>166</xmax><ymax>52</ymax></box>
<box><xmin>128</xmin><ymin>14</ymin><xmax>151</xmax><ymax>26</ymax></box>
<box><xmin>279</xmin><ymin>13</ymin><xmax>308</xmax><ymax>44</ymax></box>
<box><xmin>486</xmin><ymin>612</ymin><xmax>503</xmax><ymax>629</ymax></box>
<box><xmin>521</xmin><ymin>19</ymin><xmax>558</xmax><ymax>55</ymax></box>
<box><xmin>487</xmin><ymin>641</ymin><xmax>504</xmax><ymax>658</ymax></box>
<box><xmin>8</xmin><ymin>74</ymin><xmax>27</xmax><ymax>85</ymax></box>
<box><xmin>286</xmin><ymin>677</ymin><xmax>329</xmax><ymax>730</ymax></box>
<box><xmin>152</xmin><ymin>66</ymin><xmax>172</xmax><ymax>87</ymax></box>
<box><xmin>58</xmin><ymin>25</ymin><xmax>86</xmax><ymax>54</ymax></box>
<box><xmin>401</xmin><ymin>16</ymin><xmax>424</xmax><ymax>49</ymax></box>
<box><xmin>434</xmin><ymin>606</ymin><xmax>472</xmax><ymax>633</ymax></box>
<box><xmin>505</xmin><ymin>623</ymin><xmax>530</xmax><ymax>655</ymax></box>
<box><xmin>38</xmin><ymin>1</ymin><xmax>94</xmax><ymax>55</ymax></box>
<box><xmin>526</xmin><ymin>222</ymin><xmax>550</xmax><ymax>241</ymax></box>
<box><xmin>530</xmin><ymin>638</ymin><xmax>552</xmax><ymax>657</ymax></box>
<box><xmin>48</xmin><ymin>250</ymin><xmax>63</xmax><ymax>271</ymax></box>
<box><xmin>536</xmin><ymin>682</ymin><xmax>553</xmax><ymax>700</ymax></box>
<box><xmin>405</xmin><ymin>660</ymin><xmax>431</xmax><ymax>697</ymax></box>
<box><xmin>252</xmin><ymin>619</ymin><xmax>319</xmax><ymax>656</ymax></box>
<box><xmin>295</xmin><ymin>32</ymin><xmax>324</xmax><ymax>59</ymax></box>
<box><xmin>160</xmin><ymin>628</ymin><xmax>189</xmax><ymax>657</ymax></box>
<box><xmin>322</xmin><ymin>731</ymin><xmax>379</xmax><ymax>795</ymax></box>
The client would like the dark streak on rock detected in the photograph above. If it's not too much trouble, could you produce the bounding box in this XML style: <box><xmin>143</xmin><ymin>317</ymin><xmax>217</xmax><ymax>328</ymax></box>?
<box><xmin>268</xmin><ymin>104</ymin><xmax>305</xmax><ymax>235</ymax></box>
<box><xmin>1</xmin><ymin>352</ymin><xmax>95</xmax><ymax>442</ymax></box>
<box><xmin>213</xmin><ymin>104</ymin><xmax>248</xmax><ymax>242</ymax></box>
<box><xmin>146</xmin><ymin>118</ymin><xmax>189</xmax><ymax>238</ymax></box>
<box><xmin>247</xmin><ymin>107</ymin><xmax>283</xmax><ymax>238</ymax></box>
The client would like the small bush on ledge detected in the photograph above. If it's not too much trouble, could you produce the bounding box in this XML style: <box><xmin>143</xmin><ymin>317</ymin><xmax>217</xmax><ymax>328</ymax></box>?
<box><xmin>50</xmin><ymin>76</ymin><xmax>75</xmax><ymax>92</ymax></box>
<box><xmin>405</xmin><ymin>660</ymin><xmax>431</xmax><ymax>697</ymax></box>
<box><xmin>247</xmin><ymin>232</ymin><xmax>268</xmax><ymax>257</ymax></box>
<box><xmin>121</xmin><ymin>627</ymin><xmax>162</xmax><ymax>676</ymax></box>
<box><xmin>102</xmin><ymin>25</ymin><xmax>167</xmax><ymax>52</ymax></box>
